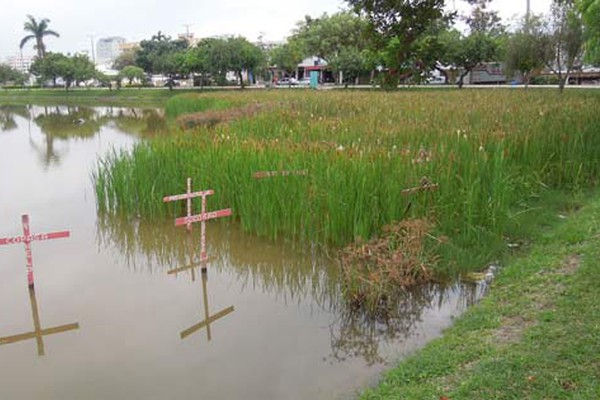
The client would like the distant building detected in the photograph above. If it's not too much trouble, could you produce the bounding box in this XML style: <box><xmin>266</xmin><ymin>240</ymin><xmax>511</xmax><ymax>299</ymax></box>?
<box><xmin>255</xmin><ymin>40</ymin><xmax>285</xmax><ymax>53</ymax></box>
<box><xmin>298</xmin><ymin>56</ymin><xmax>333</xmax><ymax>82</ymax></box>
<box><xmin>177</xmin><ymin>32</ymin><xmax>199</xmax><ymax>47</ymax></box>
<box><xmin>96</xmin><ymin>37</ymin><xmax>126</xmax><ymax>65</ymax></box>
<box><xmin>119</xmin><ymin>42</ymin><xmax>139</xmax><ymax>52</ymax></box>
<box><xmin>4</xmin><ymin>55</ymin><xmax>35</xmax><ymax>74</ymax></box>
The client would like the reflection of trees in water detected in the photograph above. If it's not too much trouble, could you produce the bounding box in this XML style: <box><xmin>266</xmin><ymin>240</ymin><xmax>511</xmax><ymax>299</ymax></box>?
<box><xmin>22</xmin><ymin>105</ymin><xmax>166</xmax><ymax>167</ymax></box>
<box><xmin>97</xmin><ymin>210</ymin><xmax>486</xmax><ymax>366</ymax></box>
<box><xmin>328</xmin><ymin>283</ymin><xmax>483</xmax><ymax>366</ymax></box>
<box><xmin>0</xmin><ymin>105</ymin><xmax>30</xmax><ymax>132</ymax></box>
<box><xmin>111</xmin><ymin>108</ymin><xmax>168</xmax><ymax>136</ymax></box>
<box><xmin>96</xmin><ymin>211</ymin><xmax>339</xmax><ymax>307</ymax></box>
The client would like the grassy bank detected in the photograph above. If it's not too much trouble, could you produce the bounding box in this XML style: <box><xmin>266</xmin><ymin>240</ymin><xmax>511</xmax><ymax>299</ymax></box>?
<box><xmin>362</xmin><ymin>190</ymin><xmax>600</xmax><ymax>399</ymax></box>
<box><xmin>0</xmin><ymin>87</ymin><xmax>204</xmax><ymax>107</ymax></box>
<box><xmin>94</xmin><ymin>90</ymin><xmax>600</xmax><ymax>279</ymax></box>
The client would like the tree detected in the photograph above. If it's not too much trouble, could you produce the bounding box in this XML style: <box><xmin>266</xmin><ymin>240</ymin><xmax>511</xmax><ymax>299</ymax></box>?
<box><xmin>540</xmin><ymin>0</ymin><xmax>585</xmax><ymax>91</ymax></box>
<box><xmin>95</xmin><ymin>72</ymin><xmax>114</xmax><ymax>91</ymax></box>
<box><xmin>119</xmin><ymin>65</ymin><xmax>146</xmax><ymax>85</ymax></box>
<box><xmin>457</xmin><ymin>1</ymin><xmax>504</xmax><ymax>87</ymax></box>
<box><xmin>269</xmin><ymin>42</ymin><xmax>303</xmax><ymax>79</ymax></box>
<box><xmin>183</xmin><ymin>40</ymin><xmax>212</xmax><ymax>86</ymax></box>
<box><xmin>292</xmin><ymin>12</ymin><xmax>370</xmax><ymax>83</ymax></box>
<box><xmin>30</xmin><ymin>53</ymin><xmax>96</xmax><ymax>89</ymax></box>
<box><xmin>30</xmin><ymin>52</ymin><xmax>68</xmax><ymax>86</ymax></box>
<box><xmin>71</xmin><ymin>54</ymin><xmax>96</xmax><ymax>86</ymax></box>
<box><xmin>136</xmin><ymin>31</ymin><xmax>188</xmax><ymax>76</ymax></box>
<box><xmin>0</xmin><ymin>64</ymin><xmax>27</xmax><ymax>85</ymax></box>
<box><xmin>223</xmin><ymin>36</ymin><xmax>264</xmax><ymax>88</ymax></box>
<box><xmin>112</xmin><ymin>49</ymin><xmax>138</xmax><ymax>71</ymax></box>
<box><xmin>346</xmin><ymin>0</ymin><xmax>451</xmax><ymax>79</ymax></box>
<box><xmin>186</xmin><ymin>36</ymin><xmax>264</xmax><ymax>88</ymax></box>
<box><xmin>189</xmin><ymin>38</ymin><xmax>230</xmax><ymax>86</ymax></box>
<box><xmin>19</xmin><ymin>15</ymin><xmax>60</xmax><ymax>58</ymax></box>
<box><xmin>578</xmin><ymin>0</ymin><xmax>600</xmax><ymax>63</ymax></box>
<box><xmin>505</xmin><ymin>16</ymin><xmax>546</xmax><ymax>87</ymax></box>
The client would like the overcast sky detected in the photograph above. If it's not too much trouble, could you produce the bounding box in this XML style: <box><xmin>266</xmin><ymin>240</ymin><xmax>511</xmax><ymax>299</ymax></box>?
<box><xmin>1</xmin><ymin>0</ymin><xmax>551</xmax><ymax>60</ymax></box>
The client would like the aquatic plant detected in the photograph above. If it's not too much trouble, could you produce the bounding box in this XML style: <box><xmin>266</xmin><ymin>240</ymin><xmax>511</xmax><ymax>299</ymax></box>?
<box><xmin>94</xmin><ymin>89</ymin><xmax>600</xmax><ymax>306</ymax></box>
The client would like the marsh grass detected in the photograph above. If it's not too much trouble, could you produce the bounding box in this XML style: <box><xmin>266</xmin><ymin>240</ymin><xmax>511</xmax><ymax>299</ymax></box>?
<box><xmin>164</xmin><ymin>93</ymin><xmax>233</xmax><ymax>118</ymax></box>
<box><xmin>94</xmin><ymin>89</ymin><xmax>600</xmax><ymax>304</ymax></box>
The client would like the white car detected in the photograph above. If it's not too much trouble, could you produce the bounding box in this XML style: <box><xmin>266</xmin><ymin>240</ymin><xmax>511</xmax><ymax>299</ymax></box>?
<box><xmin>297</xmin><ymin>77</ymin><xmax>311</xmax><ymax>86</ymax></box>
<box><xmin>277</xmin><ymin>77</ymin><xmax>298</xmax><ymax>86</ymax></box>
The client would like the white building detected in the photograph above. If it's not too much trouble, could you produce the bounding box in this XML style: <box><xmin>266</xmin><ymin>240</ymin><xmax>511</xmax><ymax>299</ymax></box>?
<box><xmin>96</xmin><ymin>37</ymin><xmax>126</xmax><ymax>66</ymax></box>
<box><xmin>4</xmin><ymin>55</ymin><xmax>35</xmax><ymax>74</ymax></box>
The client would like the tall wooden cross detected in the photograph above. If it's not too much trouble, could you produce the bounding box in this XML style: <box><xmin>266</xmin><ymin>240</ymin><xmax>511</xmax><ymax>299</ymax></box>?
<box><xmin>0</xmin><ymin>285</ymin><xmax>79</xmax><ymax>356</ymax></box>
<box><xmin>0</xmin><ymin>214</ymin><xmax>70</xmax><ymax>287</ymax></box>
<box><xmin>180</xmin><ymin>271</ymin><xmax>234</xmax><ymax>341</ymax></box>
<box><xmin>163</xmin><ymin>178</ymin><xmax>231</xmax><ymax>268</ymax></box>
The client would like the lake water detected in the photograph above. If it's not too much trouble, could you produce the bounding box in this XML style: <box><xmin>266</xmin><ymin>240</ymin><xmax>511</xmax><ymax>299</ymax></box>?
<box><xmin>0</xmin><ymin>105</ymin><xmax>485</xmax><ymax>400</ymax></box>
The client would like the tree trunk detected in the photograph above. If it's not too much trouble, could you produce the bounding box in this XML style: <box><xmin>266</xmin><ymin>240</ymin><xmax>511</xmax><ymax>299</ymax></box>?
<box><xmin>238</xmin><ymin>71</ymin><xmax>245</xmax><ymax>89</ymax></box>
<box><xmin>558</xmin><ymin>76</ymin><xmax>566</xmax><ymax>93</ymax></box>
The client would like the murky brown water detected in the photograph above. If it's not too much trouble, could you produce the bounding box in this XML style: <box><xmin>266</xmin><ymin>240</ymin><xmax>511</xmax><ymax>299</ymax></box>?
<box><xmin>0</xmin><ymin>105</ymin><xmax>485</xmax><ymax>400</ymax></box>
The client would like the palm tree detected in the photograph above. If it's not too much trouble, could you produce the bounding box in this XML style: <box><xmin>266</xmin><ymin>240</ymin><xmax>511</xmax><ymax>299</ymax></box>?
<box><xmin>19</xmin><ymin>15</ymin><xmax>60</xmax><ymax>58</ymax></box>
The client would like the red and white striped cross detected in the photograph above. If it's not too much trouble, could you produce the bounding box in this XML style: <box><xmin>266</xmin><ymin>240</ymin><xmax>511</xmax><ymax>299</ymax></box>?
<box><xmin>163</xmin><ymin>178</ymin><xmax>232</xmax><ymax>263</ymax></box>
<box><xmin>0</xmin><ymin>214</ymin><xmax>70</xmax><ymax>287</ymax></box>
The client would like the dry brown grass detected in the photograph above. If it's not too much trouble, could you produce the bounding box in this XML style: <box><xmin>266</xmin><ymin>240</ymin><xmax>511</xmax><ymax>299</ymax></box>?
<box><xmin>176</xmin><ymin>102</ymin><xmax>271</xmax><ymax>130</ymax></box>
<box><xmin>340</xmin><ymin>219</ymin><xmax>438</xmax><ymax>309</ymax></box>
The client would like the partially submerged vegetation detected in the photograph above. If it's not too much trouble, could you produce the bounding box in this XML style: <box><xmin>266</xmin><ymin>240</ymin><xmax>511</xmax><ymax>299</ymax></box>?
<box><xmin>94</xmin><ymin>89</ymin><xmax>600</xmax><ymax>307</ymax></box>
<box><xmin>0</xmin><ymin>87</ymin><xmax>197</xmax><ymax>107</ymax></box>
<box><xmin>362</xmin><ymin>190</ymin><xmax>600</xmax><ymax>399</ymax></box>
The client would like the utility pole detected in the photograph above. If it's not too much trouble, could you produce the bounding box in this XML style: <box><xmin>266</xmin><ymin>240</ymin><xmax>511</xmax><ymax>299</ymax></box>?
<box><xmin>182</xmin><ymin>24</ymin><xmax>192</xmax><ymax>41</ymax></box>
<box><xmin>88</xmin><ymin>35</ymin><xmax>96</xmax><ymax>64</ymax></box>
<box><xmin>526</xmin><ymin>0</ymin><xmax>531</xmax><ymax>19</ymax></box>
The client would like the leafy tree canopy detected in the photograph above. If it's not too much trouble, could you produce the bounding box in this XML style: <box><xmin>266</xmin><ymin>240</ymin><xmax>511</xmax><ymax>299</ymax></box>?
<box><xmin>0</xmin><ymin>64</ymin><xmax>27</xmax><ymax>85</ymax></box>
<box><xmin>136</xmin><ymin>31</ymin><xmax>189</xmax><ymax>75</ymax></box>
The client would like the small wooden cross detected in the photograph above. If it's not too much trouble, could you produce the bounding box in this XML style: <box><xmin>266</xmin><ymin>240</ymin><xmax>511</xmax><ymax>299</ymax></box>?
<box><xmin>163</xmin><ymin>178</ymin><xmax>231</xmax><ymax>265</ymax></box>
<box><xmin>0</xmin><ymin>285</ymin><xmax>79</xmax><ymax>356</ymax></box>
<box><xmin>0</xmin><ymin>214</ymin><xmax>70</xmax><ymax>287</ymax></box>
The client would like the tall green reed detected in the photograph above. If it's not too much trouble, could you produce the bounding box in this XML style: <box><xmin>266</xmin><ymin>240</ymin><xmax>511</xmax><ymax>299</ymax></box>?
<box><xmin>94</xmin><ymin>90</ymin><xmax>600</xmax><ymax>274</ymax></box>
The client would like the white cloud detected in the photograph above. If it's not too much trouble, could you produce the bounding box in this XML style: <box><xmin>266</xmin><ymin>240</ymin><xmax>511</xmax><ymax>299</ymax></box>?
<box><xmin>1</xmin><ymin>0</ymin><xmax>551</xmax><ymax>60</ymax></box>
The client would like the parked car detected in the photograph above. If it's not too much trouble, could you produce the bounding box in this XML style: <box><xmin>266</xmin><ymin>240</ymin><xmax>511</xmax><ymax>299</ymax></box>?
<box><xmin>277</xmin><ymin>77</ymin><xmax>298</xmax><ymax>86</ymax></box>
<box><xmin>297</xmin><ymin>77</ymin><xmax>311</xmax><ymax>86</ymax></box>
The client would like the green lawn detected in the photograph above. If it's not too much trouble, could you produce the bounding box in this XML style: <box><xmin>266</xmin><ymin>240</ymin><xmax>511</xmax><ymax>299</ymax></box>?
<box><xmin>0</xmin><ymin>87</ymin><xmax>205</xmax><ymax>106</ymax></box>
<box><xmin>363</xmin><ymin>191</ymin><xmax>600</xmax><ymax>399</ymax></box>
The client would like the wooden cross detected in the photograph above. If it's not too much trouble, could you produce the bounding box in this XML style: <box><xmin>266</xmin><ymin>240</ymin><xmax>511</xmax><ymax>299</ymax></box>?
<box><xmin>0</xmin><ymin>285</ymin><xmax>79</xmax><ymax>356</ymax></box>
<box><xmin>401</xmin><ymin>177</ymin><xmax>439</xmax><ymax>196</ymax></box>
<box><xmin>180</xmin><ymin>271</ymin><xmax>234</xmax><ymax>341</ymax></box>
<box><xmin>0</xmin><ymin>214</ymin><xmax>70</xmax><ymax>287</ymax></box>
<box><xmin>252</xmin><ymin>169</ymin><xmax>308</xmax><ymax>179</ymax></box>
<box><xmin>163</xmin><ymin>178</ymin><xmax>231</xmax><ymax>266</ymax></box>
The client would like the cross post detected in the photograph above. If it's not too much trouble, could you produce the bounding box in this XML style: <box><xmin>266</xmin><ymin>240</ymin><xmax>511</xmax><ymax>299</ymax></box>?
<box><xmin>163</xmin><ymin>178</ymin><xmax>232</xmax><ymax>270</ymax></box>
<box><xmin>0</xmin><ymin>214</ymin><xmax>70</xmax><ymax>287</ymax></box>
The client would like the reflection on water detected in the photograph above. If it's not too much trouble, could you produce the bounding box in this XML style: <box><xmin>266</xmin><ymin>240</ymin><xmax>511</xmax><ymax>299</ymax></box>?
<box><xmin>167</xmin><ymin>236</ymin><xmax>236</xmax><ymax>341</ymax></box>
<box><xmin>179</xmin><ymin>271</ymin><xmax>235</xmax><ymax>341</ymax></box>
<box><xmin>0</xmin><ymin>104</ymin><xmax>165</xmax><ymax>167</ymax></box>
<box><xmin>97</xmin><ymin>211</ymin><xmax>338</xmax><ymax>308</ymax></box>
<box><xmin>328</xmin><ymin>283</ymin><xmax>485</xmax><ymax>365</ymax></box>
<box><xmin>0</xmin><ymin>283</ymin><xmax>79</xmax><ymax>356</ymax></box>
<box><xmin>97</xmin><ymin>209</ymin><xmax>485</xmax><ymax>366</ymax></box>
<box><xmin>1</xmin><ymin>103</ymin><xmax>489</xmax><ymax>400</ymax></box>
<box><xmin>0</xmin><ymin>105</ymin><xmax>30</xmax><ymax>132</ymax></box>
